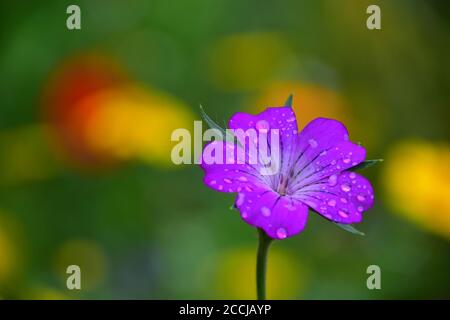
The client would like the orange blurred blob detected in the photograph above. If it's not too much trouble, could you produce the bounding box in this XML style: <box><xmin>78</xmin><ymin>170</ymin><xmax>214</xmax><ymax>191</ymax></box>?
<box><xmin>42</xmin><ymin>53</ymin><xmax>194</xmax><ymax>169</ymax></box>
<box><xmin>42</xmin><ymin>53</ymin><xmax>128</xmax><ymax>168</ymax></box>
<box><xmin>249</xmin><ymin>81</ymin><xmax>355</xmax><ymax>131</ymax></box>
<box><xmin>83</xmin><ymin>85</ymin><xmax>194</xmax><ymax>166</ymax></box>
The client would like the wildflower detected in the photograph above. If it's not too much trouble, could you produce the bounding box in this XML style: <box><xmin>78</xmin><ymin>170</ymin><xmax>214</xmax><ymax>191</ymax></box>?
<box><xmin>200</xmin><ymin>103</ymin><xmax>375</xmax><ymax>240</ymax></box>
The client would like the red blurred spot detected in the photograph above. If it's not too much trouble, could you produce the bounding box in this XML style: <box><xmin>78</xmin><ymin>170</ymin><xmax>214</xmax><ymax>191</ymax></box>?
<box><xmin>42</xmin><ymin>54</ymin><xmax>128</xmax><ymax>169</ymax></box>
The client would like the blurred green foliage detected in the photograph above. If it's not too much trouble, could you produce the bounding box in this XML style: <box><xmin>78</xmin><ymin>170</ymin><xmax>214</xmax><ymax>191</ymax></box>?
<box><xmin>0</xmin><ymin>0</ymin><xmax>449</xmax><ymax>299</ymax></box>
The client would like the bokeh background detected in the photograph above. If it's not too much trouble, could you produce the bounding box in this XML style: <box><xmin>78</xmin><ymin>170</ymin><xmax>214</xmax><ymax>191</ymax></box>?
<box><xmin>0</xmin><ymin>0</ymin><xmax>449</xmax><ymax>299</ymax></box>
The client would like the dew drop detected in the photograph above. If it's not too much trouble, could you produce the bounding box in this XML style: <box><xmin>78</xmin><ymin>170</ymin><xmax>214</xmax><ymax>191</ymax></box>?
<box><xmin>327</xmin><ymin>199</ymin><xmax>336</xmax><ymax>207</ymax></box>
<box><xmin>343</xmin><ymin>157</ymin><xmax>351</xmax><ymax>164</ymax></box>
<box><xmin>349</xmin><ymin>172</ymin><xmax>356</xmax><ymax>179</ymax></box>
<box><xmin>224</xmin><ymin>178</ymin><xmax>232</xmax><ymax>184</ymax></box>
<box><xmin>341</xmin><ymin>184</ymin><xmax>351</xmax><ymax>192</ymax></box>
<box><xmin>261</xmin><ymin>206</ymin><xmax>271</xmax><ymax>217</ymax></box>
<box><xmin>357</xmin><ymin>194</ymin><xmax>366</xmax><ymax>202</ymax></box>
<box><xmin>308</xmin><ymin>139</ymin><xmax>318</xmax><ymax>148</ymax></box>
<box><xmin>238</xmin><ymin>176</ymin><xmax>248</xmax><ymax>182</ymax></box>
<box><xmin>210</xmin><ymin>180</ymin><xmax>217</xmax><ymax>185</ymax></box>
<box><xmin>284</xmin><ymin>204</ymin><xmax>296</xmax><ymax>211</ymax></box>
<box><xmin>236</xmin><ymin>194</ymin><xmax>245</xmax><ymax>206</ymax></box>
<box><xmin>357</xmin><ymin>206</ymin><xmax>364</xmax><ymax>212</ymax></box>
<box><xmin>256</xmin><ymin>120</ymin><xmax>270</xmax><ymax>130</ymax></box>
<box><xmin>276</xmin><ymin>227</ymin><xmax>288</xmax><ymax>239</ymax></box>
<box><xmin>328</xmin><ymin>175</ymin><xmax>338</xmax><ymax>186</ymax></box>
<box><xmin>338</xmin><ymin>210</ymin><xmax>349</xmax><ymax>218</ymax></box>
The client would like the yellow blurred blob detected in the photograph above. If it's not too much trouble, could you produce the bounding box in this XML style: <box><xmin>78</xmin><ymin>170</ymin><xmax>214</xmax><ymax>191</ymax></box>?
<box><xmin>82</xmin><ymin>85</ymin><xmax>194</xmax><ymax>166</ymax></box>
<box><xmin>54</xmin><ymin>240</ymin><xmax>108</xmax><ymax>290</ymax></box>
<box><xmin>208</xmin><ymin>33</ymin><xmax>294</xmax><ymax>91</ymax></box>
<box><xmin>384</xmin><ymin>141</ymin><xmax>450</xmax><ymax>240</ymax></box>
<box><xmin>0</xmin><ymin>213</ymin><xmax>22</xmax><ymax>285</ymax></box>
<box><xmin>0</xmin><ymin>125</ymin><xmax>60</xmax><ymax>184</ymax></box>
<box><xmin>250</xmin><ymin>81</ymin><xmax>355</xmax><ymax>130</ymax></box>
<box><xmin>214</xmin><ymin>246</ymin><xmax>307</xmax><ymax>299</ymax></box>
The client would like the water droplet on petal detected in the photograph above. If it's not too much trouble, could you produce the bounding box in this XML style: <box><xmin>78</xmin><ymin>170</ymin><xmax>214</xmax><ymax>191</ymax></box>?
<box><xmin>284</xmin><ymin>204</ymin><xmax>296</xmax><ymax>211</ymax></box>
<box><xmin>238</xmin><ymin>176</ymin><xmax>248</xmax><ymax>182</ymax></box>
<box><xmin>224</xmin><ymin>178</ymin><xmax>232</xmax><ymax>184</ymax></box>
<box><xmin>256</xmin><ymin>120</ymin><xmax>270</xmax><ymax>130</ymax></box>
<box><xmin>276</xmin><ymin>227</ymin><xmax>287</xmax><ymax>239</ymax></box>
<box><xmin>357</xmin><ymin>206</ymin><xmax>364</xmax><ymax>212</ymax></box>
<box><xmin>236</xmin><ymin>194</ymin><xmax>245</xmax><ymax>206</ymax></box>
<box><xmin>308</xmin><ymin>139</ymin><xmax>318</xmax><ymax>148</ymax></box>
<box><xmin>338</xmin><ymin>210</ymin><xmax>349</xmax><ymax>218</ymax></box>
<box><xmin>357</xmin><ymin>194</ymin><xmax>366</xmax><ymax>202</ymax></box>
<box><xmin>218</xmin><ymin>185</ymin><xmax>223</xmax><ymax>190</ymax></box>
<box><xmin>327</xmin><ymin>199</ymin><xmax>336</xmax><ymax>207</ymax></box>
<box><xmin>241</xmin><ymin>212</ymin><xmax>248</xmax><ymax>218</ymax></box>
<box><xmin>341</xmin><ymin>184</ymin><xmax>351</xmax><ymax>192</ymax></box>
<box><xmin>349</xmin><ymin>172</ymin><xmax>356</xmax><ymax>179</ymax></box>
<box><xmin>210</xmin><ymin>180</ymin><xmax>217</xmax><ymax>185</ymax></box>
<box><xmin>261</xmin><ymin>206</ymin><xmax>271</xmax><ymax>217</ymax></box>
<box><xmin>340</xmin><ymin>197</ymin><xmax>348</xmax><ymax>203</ymax></box>
<box><xmin>343</xmin><ymin>157</ymin><xmax>351</xmax><ymax>164</ymax></box>
<box><xmin>328</xmin><ymin>175</ymin><xmax>338</xmax><ymax>186</ymax></box>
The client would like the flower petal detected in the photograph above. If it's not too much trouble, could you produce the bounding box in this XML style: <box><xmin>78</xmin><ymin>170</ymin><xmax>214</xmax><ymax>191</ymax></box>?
<box><xmin>293</xmin><ymin>171</ymin><xmax>374</xmax><ymax>223</ymax></box>
<box><xmin>288</xmin><ymin>141</ymin><xmax>366</xmax><ymax>193</ymax></box>
<box><xmin>235</xmin><ymin>186</ymin><xmax>309</xmax><ymax>239</ymax></box>
<box><xmin>228</xmin><ymin>107</ymin><xmax>300</xmax><ymax>183</ymax></box>
<box><xmin>288</xmin><ymin>118</ymin><xmax>351</xmax><ymax>175</ymax></box>
<box><xmin>201</xmin><ymin>140</ymin><xmax>269</xmax><ymax>192</ymax></box>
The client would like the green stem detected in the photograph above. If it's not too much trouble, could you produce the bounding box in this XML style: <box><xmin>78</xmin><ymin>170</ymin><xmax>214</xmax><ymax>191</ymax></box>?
<box><xmin>256</xmin><ymin>228</ymin><xmax>273</xmax><ymax>300</ymax></box>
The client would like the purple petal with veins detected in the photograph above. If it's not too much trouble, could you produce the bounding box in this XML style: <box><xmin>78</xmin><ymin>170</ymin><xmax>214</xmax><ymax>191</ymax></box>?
<box><xmin>200</xmin><ymin>107</ymin><xmax>374</xmax><ymax>240</ymax></box>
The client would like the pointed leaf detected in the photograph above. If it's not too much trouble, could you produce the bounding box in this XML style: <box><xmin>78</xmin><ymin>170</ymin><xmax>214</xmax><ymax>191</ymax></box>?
<box><xmin>199</xmin><ymin>105</ymin><xmax>234</xmax><ymax>142</ymax></box>
<box><xmin>335</xmin><ymin>223</ymin><xmax>365</xmax><ymax>236</ymax></box>
<box><xmin>350</xmin><ymin>159</ymin><xmax>383</xmax><ymax>171</ymax></box>
<box><xmin>284</xmin><ymin>94</ymin><xmax>293</xmax><ymax>108</ymax></box>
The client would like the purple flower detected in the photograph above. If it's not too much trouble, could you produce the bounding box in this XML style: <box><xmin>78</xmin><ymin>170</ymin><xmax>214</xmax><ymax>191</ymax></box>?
<box><xmin>200</xmin><ymin>106</ymin><xmax>374</xmax><ymax>240</ymax></box>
